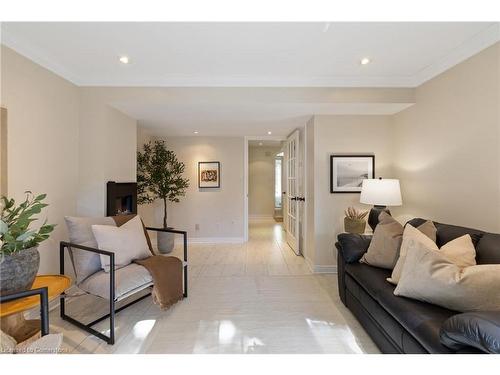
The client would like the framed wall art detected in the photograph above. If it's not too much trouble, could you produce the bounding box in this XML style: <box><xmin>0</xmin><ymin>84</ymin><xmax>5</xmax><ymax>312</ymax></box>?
<box><xmin>198</xmin><ymin>161</ymin><xmax>220</xmax><ymax>188</ymax></box>
<box><xmin>330</xmin><ymin>155</ymin><xmax>375</xmax><ymax>193</ymax></box>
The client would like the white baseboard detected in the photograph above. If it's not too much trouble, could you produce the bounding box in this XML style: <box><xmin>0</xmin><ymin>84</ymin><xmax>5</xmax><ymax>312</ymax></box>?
<box><xmin>249</xmin><ymin>215</ymin><xmax>274</xmax><ymax>220</ymax></box>
<box><xmin>176</xmin><ymin>237</ymin><xmax>246</xmax><ymax>245</ymax></box>
<box><xmin>304</xmin><ymin>256</ymin><xmax>337</xmax><ymax>274</ymax></box>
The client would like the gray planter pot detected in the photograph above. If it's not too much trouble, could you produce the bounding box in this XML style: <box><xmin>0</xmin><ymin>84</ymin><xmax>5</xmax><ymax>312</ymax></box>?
<box><xmin>157</xmin><ymin>230</ymin><xmax>175</xmax><ymax>254</ymax></box>
<box><xmin>0</xmin><ymin>247</ymin><xmax>40</xmax><ymax>296</ymax></box>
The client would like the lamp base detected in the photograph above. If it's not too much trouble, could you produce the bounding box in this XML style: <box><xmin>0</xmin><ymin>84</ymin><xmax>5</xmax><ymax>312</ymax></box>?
<box><xmin>368</xmin><ymin>205</ymin><xmax>391</xmax><ymax>231</ymax></box>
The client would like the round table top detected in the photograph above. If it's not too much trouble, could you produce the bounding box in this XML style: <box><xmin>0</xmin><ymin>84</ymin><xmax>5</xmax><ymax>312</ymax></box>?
<box><xmin>0</xmin><ymin>275</ymin><xmax>71</xmax><ymax>318</ymax></box>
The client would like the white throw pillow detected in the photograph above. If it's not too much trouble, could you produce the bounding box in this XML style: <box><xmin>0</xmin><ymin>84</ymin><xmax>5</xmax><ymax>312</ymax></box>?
<box><xmin>394</xmin><ymin>241</ymin><xmax>500</xmax><ymax>312</ymax></box>
<box><xmin>92</xmin><ymin>215</ymin><xmax>151</xmax><ymax>272</ymax></box>
<box><xmin>388</xmin><ymin>225</ymin><xmax>476</xmax><ymax>285</ymax></box>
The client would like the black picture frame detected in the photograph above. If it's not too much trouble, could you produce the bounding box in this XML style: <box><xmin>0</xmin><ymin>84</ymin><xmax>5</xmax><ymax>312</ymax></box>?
<box><xmin>330</xmin><ymin>154</ymin><xmax>375</xmax><ymax>193</ymax></box>
<box><xmin>198</xmin><ymin>161</ymin><xmax>221</xmax><ymax>188</ymax></box>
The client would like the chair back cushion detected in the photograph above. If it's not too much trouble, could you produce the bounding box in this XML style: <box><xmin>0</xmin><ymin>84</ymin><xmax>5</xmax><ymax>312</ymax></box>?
<box><xmin>65</xmin><ymin>216</ymin><xmax>116</xmax><ymax>284</ymax></box>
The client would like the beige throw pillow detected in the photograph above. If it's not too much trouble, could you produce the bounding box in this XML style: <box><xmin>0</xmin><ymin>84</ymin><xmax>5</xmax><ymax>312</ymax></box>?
<box><xmin>360</xmin><ymin>212</ymin><xmax>403</xmax><ymax>269</ymax></box>
<box><xmin>92</xmin><ymin>215</ymin><xmax>151</xmax><ymax>272</ymax></box>
<box><xmin>394</xmin><ymin>242</ymin><xmax>500</xmax><ymax>312</ymax></box>
<box><xmin>388</xmin><ymin>226</ymin><xmax>476</xmax><ymax>285</ymax></box>
<box><xmin>360</xmin><ymin>213</ymin><xmax>436</xmax><ymax>270</ymax></box>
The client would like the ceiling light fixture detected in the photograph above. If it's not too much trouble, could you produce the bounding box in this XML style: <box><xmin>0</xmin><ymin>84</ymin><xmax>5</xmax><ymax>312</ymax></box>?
<box><xmin>119</xmin><ymin>56</ymin><xmax>129</xmax><ymax>64</ymax></box>
<box><xmin>259</xmin><ymin>142</ymin><xmax>263</xmax><ymax>146</ymax></box>
<box><xmin>360</xmin><ymin>57</ymin><xmax>371</xmax><ymax>65</ymax></box>
<box><xmin>267</xmin><ymin>131</ymin><xmax>272</xmax><ymax>135</ymax></box>
<box><xmin>193</xmin><ymin>131</ymin><xmax>199</xmax><ymax>134</ymax></box>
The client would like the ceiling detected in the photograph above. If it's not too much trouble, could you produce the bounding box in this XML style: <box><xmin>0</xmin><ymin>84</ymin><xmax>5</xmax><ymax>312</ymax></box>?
<box><xmin>103</xmin><ymin>87</ymin><xmax>415</xmax><ymax>136</ymax></box>
<box><xmin>248</xmin><ymin>140</ymin><xmax>283</xmax><ymax>148</ymax></box>
<box><xmin>2</xmin><ymin>22</ymin><xmax>499</xmax><ymax>87</ymax></box>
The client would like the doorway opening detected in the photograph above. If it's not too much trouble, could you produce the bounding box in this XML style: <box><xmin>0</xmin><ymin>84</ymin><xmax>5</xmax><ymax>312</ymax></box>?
<box><xmin>247</xmin><ymin>140</ymin><xmax>284</xmax><ymax>222</ymax></box>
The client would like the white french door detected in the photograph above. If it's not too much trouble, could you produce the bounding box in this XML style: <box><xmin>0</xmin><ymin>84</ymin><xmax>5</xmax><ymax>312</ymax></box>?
<box><xmin>285</xmin><ymin>130</ymin><xmax>300</xmax><ymax>255</ymax></box>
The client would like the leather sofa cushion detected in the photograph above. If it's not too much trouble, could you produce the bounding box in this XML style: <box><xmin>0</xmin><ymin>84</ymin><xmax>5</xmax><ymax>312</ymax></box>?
<box><xmin>476</xmin><ymin>233</ymin><xmax>500</xmax><ymax>264</ymax></box>
<box><xmin>406</xmin><ymin>218</ymin><xmax>483</xmax><ymax>248</ymax></box>
<box><xmin>346</xmin><ymin>262</ymin><xmax>456</xmax><ymax>353</ymax></box>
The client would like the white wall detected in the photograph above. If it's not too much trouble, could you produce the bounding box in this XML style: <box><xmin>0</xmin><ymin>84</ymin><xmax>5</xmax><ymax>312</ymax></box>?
<box><xmin>392</xmin><ymin>42</ymin><xmax>500</xmax><ymax>232</ymax></box>
<box><xmin>138</xmin><ymin>135</ymin><xmax>245</xmax><ymax>242</ymax></box>
<box><xmin>1</xmin><ymin>46</ymin><xmax>79</xmax><ymax>274</ymax></box>
<box><xmin>248</xmin><ymin>146</ymin><xmax>281</xmax><ymax>218</ymax></box>
<box><xmin>306</xmin><ymin>115</ymin><xmax>394</xmax><ymax>269</ymax></box>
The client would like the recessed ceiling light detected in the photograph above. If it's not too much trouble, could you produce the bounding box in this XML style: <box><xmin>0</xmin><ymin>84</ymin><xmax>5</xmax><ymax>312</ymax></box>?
<box><xmin>193</xmin><ymin>131</ymin><xmax>199</xmax><ymax>134</ymax></box>
<box><xmin>119</xmin><ymin>56</ymin><xmax>129</xmax><ymax>64</ymax></box>
<box><xmin>267</xmin><ymin>131</ymin><xmax>272</xmax><ymax>135</ymax></box>
<box><xmin>360</xmin><ymin>57</ymin><xmax>371</xmax><ymax>65</ymax></box>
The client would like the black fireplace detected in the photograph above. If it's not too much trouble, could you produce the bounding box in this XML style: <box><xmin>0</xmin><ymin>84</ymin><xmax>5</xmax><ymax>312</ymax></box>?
<box><xmin>106</xmin><ymin>181</ymin><xmax>137</xmax><ymax>216</ymax></box>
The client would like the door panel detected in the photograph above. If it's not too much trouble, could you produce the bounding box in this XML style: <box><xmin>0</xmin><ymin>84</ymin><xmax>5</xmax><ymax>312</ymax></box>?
<box><xmin>285</xmin><ymin>130</ymin><xmax>300</xmax><ymax>254</ymax></box>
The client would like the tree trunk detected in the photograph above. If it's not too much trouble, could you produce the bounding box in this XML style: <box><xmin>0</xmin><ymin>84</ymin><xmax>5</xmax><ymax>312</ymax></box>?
<box><xmin>163</xmin><ymin>198</ymin><xmax>167</xmax><ymax>229</ymax></box>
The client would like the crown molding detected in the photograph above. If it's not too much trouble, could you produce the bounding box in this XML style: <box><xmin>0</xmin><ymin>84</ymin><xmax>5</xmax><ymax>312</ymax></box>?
<box><xmin>2</xmin><ymin>23</ymin><xmax>499</xmax><ymax>88</ymax></box>
<box><xmin>413</xmin><ymin>22</ymin><xmax>500</xmax><ymax>86</ymax></box>
<box><xmin>1</xmin><ymin>27</ymin><xmax>82</xmax><ymax>85</ymax></box>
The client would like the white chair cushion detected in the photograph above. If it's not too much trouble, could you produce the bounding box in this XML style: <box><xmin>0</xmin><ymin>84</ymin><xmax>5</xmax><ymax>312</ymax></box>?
<box><xmin>64</xmin><ymin>216</ymin><xmax>116</xmax><ymax>284</ymax></box>
<box><xmin>92</xmin><ymin>215</ymin><xmax>152</xmax><ymax>272</ymax></box>
<box><xmin>79</xmin><ymin>263</ymin><xmax>153</xmax><ymax>300</ymax></box>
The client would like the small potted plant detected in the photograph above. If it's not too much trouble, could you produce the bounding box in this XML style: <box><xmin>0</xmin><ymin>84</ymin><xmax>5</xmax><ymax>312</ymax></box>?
<box><xmin>137</xmin><ymin>140</ymin><xmax>190</xmax><ymax>254</ymax></box>
<box><xmin>0</xmin><ymin>192</ymin><xmax>55</xmax><ymax>296</ymax></box>
<box><xmin>344</xmin><ymin>206</ymin><xmax>368</xmax><ymax>234</ymax></box>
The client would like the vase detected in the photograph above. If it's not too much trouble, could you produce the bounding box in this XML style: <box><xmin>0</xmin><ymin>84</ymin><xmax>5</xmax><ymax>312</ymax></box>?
<box><xmin>157</xmin><ymin>230</ymin><xmax>175</xmax><ymax>254</ymax></box>
<box><xmin>0</xmin><ymin>246</ymin><xmax>40</xmax><ymax>296</ymax></box>
<box><xmin>344</xmin><ymin>217</ymin><xmax>366</xmax><ymax>234</ymax></box>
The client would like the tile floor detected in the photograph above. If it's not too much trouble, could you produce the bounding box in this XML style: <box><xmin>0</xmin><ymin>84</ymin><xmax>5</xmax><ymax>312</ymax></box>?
<box><xmin>51</xmin><ymin>219</ymin><xmax>379</xmax><ymax>354</ymax></box>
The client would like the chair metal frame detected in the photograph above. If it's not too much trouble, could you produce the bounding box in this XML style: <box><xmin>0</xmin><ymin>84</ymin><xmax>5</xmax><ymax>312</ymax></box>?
<box><xmin>59</xmin><ymin>227</ymin><xmax>187</xmax><ymax>345</ymax></box>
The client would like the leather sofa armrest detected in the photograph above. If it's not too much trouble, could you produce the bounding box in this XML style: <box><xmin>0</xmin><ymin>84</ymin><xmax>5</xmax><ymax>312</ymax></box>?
<box><xmin>440</xmin><ymin>311</ymin><xmax>500</xmax><ymax>354</ymax></box>
<box><xmin>336</xmin><ymin>233</ymin><xmax>372</xmax><ymax>263</ymax></box>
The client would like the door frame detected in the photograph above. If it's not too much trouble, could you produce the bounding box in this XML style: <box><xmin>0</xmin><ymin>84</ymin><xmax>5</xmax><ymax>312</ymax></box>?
<box><xmin>243</xmin><ymin>135</ymin><xmax>286</xmax><ymax>242</ymax></box>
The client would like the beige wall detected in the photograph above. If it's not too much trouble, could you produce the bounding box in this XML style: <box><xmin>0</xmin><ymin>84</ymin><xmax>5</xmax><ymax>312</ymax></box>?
<box><xmin>304</xmin><ymin>117</ymin><xmax>315</xmax><ymax>265</ymax></box>
<box><xmin>138</xmin><ymin>135</ymin><xmax>245</xmax><ymax>241</ymax></box>
<box><xmin>306</xmin><ymin>115</ymin><xmax>394</xmax><ymax>270</ymax></box>
<box><xmin>392</xmin><ymin>42</ymin><xmax>500</xmax><ymax>232</ymax></box>
<box><xmin>249</xmin><ymin>146</ymin><xmax>281</xmax><ymax>218</ymax></box>
<box><xmin>78</xmin><ymin>89</ymin><xmax>137</xmax><ymax>217</ymax></box>
<box><xmin>0</xmin><ymin>107</ymin><xmax>7</xmax><ymax>196</ymax></box>
<box><xmin>1</xmin><ymin>47</ymin><xmax>138</xmax><ymax>274</ymax></box>
<box><xmin>1</xmin><ymin>46</ymin><xmax>79</xmax><ymax>274</ymax></box>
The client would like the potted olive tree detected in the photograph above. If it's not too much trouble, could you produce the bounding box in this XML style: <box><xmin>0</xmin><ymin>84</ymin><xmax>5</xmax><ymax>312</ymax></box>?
<box><xmin>137</xmin><ymin>140</ymin><xmax>189</xmax><ymax>254</ymax></box>
<box><xmin>0</xmin><ymin>192</ymin><xmax>55</xmax><ymax>296</ymax></box>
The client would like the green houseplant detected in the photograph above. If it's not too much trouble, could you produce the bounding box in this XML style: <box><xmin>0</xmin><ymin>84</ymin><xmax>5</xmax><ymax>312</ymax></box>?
<box><xmin>0</xmin><ymin>192</ymin><xmax>55</xmax><ymax>296</ymax></box>
<box><xmin>137</xmin><ymin>140</ymin><xmax>189</xmax><ymax>253</ymax></box>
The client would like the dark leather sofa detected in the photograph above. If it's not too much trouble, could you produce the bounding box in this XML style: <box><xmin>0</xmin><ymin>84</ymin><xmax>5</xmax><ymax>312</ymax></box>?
<box><xmin>335</xmin><ymin>218</ymin><xmax>500</xmax><ymax>353</ymax></box>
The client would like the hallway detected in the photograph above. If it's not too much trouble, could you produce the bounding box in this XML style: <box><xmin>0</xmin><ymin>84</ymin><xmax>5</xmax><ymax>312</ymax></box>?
<box><xmin>52</xmin><ymin>219</ymin><xmax>379</xmax><ymax>354</ymax></box>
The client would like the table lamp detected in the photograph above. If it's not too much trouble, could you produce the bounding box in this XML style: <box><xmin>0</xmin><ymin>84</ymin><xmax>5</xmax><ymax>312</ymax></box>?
<box><xmin>360</xmin><ymin>178</ymin><xmax>402</xmax><ymax>231</ymax></box>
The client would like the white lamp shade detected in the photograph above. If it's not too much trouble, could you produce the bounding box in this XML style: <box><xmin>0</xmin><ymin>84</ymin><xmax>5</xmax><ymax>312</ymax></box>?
<box><xmin>360</xmin><ymin>179</ymin><xmax>402</xmax><ymax>206</ymax></box>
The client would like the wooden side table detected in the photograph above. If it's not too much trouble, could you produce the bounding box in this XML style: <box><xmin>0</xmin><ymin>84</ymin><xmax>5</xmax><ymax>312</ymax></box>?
<box><xmin>0</xmin><ymin>275</ymin><xmax>71</xmax><ymax>343</ymax></box>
